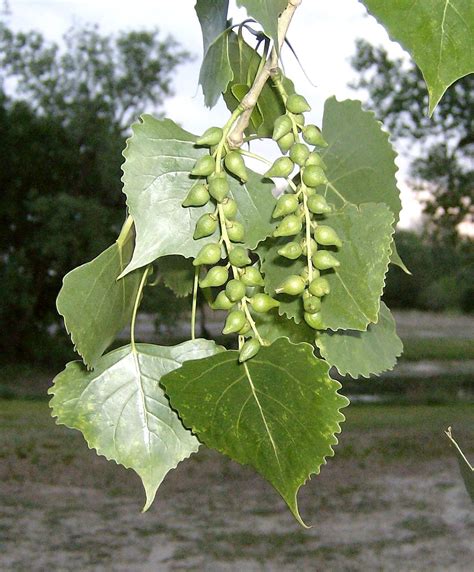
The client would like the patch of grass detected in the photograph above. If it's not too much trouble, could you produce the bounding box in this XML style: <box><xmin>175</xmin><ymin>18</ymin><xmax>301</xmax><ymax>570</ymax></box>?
<box><xmin>401</xmin><ymin>337</ymin><xmax>474</xmax><ymax>361</ymax></box>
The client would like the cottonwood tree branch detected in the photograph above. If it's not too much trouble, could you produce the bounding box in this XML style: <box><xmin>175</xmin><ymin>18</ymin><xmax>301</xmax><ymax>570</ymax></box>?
<box><xmin>227</xmin><ymin>0</ymin><xmax>302</xmax><ymax>148</ymax></box>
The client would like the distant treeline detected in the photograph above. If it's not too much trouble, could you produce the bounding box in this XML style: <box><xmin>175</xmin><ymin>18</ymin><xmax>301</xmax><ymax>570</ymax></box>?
<box><xmin>384</xmin><ymin>230</ymin><xmax>473</xmax><ymax>314</ymax></box>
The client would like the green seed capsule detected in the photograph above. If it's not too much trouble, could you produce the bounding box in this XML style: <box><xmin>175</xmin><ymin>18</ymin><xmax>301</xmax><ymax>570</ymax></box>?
<box><xmin>277</xmin><ymin>241</ymin><xmax>303</xmax><ymax>260</ymax></box>
<box><xmin>240</xmin><ymin>266</ymin><xmax>265</xmax><ymax>287</ymax></box>
<box><xmin>272</xmin><ymin>193</ymin><xmax>299</xmax><ymax>218</ymax></box>
<box><xmin>293</xmin><ymin>113</ymin><xmax>305</xmax><ymax>127</ymax></box>
<box><xmin>196</xmin><ymin>126</ymin><xmax>223</xmax><ymax>146</ymax></box>
<box><xmin>221</xmin><ymin>197</ymin><xmax>238</xmax><ymax>219</ymax></box>
<box><xmin>249</xmin><ymin>293</ymin><xmax>280</xmax><ymax>313</ymax></box>
<box><xmin>305</xmin><ymin>152</ymin><xmax>327</xmax><ymax>169</ymax></box>
<box><xmin>194</xmin><ymin>214</ymin><xmax>218</xmax><ymax>239</ymax></box>
<box><xmin>272</xmin><ymin>114</ymin><xmax>293</xmax><ymax>141</ymax></box>
<box><xmin>309</xmin><ymin>276</ymin><xmax>331</xmax><ymax>297</ymax></box>
<box><xmin>193</xmin><ymin>243</ymin><xmax>222</xmax><ymax>266</ymax></box>
<box><xmin>307</xmin><ymin>194</ymin><xmax>332</xmax><ymax>214</ymax></box>
<box><xmin>264</xmin><ymin>156</ymin><xmax>294</xmax><ymax>179</ymax></box>
<box><xmin>300</xmin><ymin>267</ymin><xmax>310</xmax><ymax>282</ymax></box>
<box><xmin>239</xmin><ymin>320</ymin><xmax>252</xmax><ymax>335</ymax></box>
<box><xmin>303</xmin><ymin>294</ymin><xmax>322</xmax><ymax>313</ymax></box>
<box><xmin>303</xmin><ymin>124</ymin><xmax>328</xmax><ymax>147</ymax></box>
<box><xmin>212</xmin><ymin>290</ymin><xmax>234</xmax><ymax>310</ymax></box>
<box><xmin>275</xmin><ymin>274</ymin><xmax>306</xmax><ymax>295</ymax></box>
<box><xmin>286</xmin><ymin>93</ymin><xmax>311</xmax><ymax>114</ymax></box>
<box><xmin>225</xmin><ymin>279</ymin><xmax>246</xmax><ymax>302</ymax></box>
<box><xmin>302</xmin><ymin>165</ymin><xmax>328</xmax><ymax>188</ymax></box>
<box><xmin>314</xmin><ymin>225</ymin><xmax>342</xmax><ymax>247</ymax></box>
<box><xmin>277</xmin><ymin>132</ymin><xmax>295</xmax><ymax>154</ymax></box>
<box><xmin>208</xmin><ymin>176</ymin><xmax>229</xmax><ymax>203</ymax></box>
<box><xmin>199</xmin><ymin>265</ymin><xmax>228</xmax><ymax>288</ymax></box>
<box><xmin>182</xmin><ymin>184</ymin><xmax>210</xmax><ymax>207</ymax></box>
<box><xmin>312</xmin><ymin>250</ymin><xmax>340</xmax><ymax>270</ymax></box>
<box><xmin>224</xmin><ymin>151</ymin><xmax>248</xmax><ymax>182</ymax></box>
<box><xmin>300</xmin><ymin>237</ymin><xmax>318</xmax><ymax>256</ymax></box>
<box><xmin>304</xmin><ymin>310</ymin><xmax>325</xmax><ymax>330</ymax></box>
<box><xmin>226</xmin><ymin>220</ymin><xmax>245</xmax><ymax>242</ymax></box>
<box><xmin>273</xmin><ymin>214</ymin><xmax>302</xmax><ymax>237</ymax></box>
<box><xmin>229</xmin><ymin>246</ymin><xmax>251</xmax><ymax>267</ymax></box>
<box><xmin>223</xmin><ymin>309</ymin><xmax>246</xmax><ymax>334</ymax></box>
<box><xmin>239</xmin><ymin>338</ymin><xmax>261</xmax><ymax>362</ymax></box>
<box><xmin>191</xmin><ymin>155</ymin><xmax>215</xmax><ymax>177</ymax></box>
<box><xmin>289</xmin><ymin>143</ymin><xmax>310</xmax><ymax>167</ymax></box>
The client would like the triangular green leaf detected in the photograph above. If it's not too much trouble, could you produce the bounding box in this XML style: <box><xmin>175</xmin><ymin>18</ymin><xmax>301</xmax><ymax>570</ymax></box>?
<box><xmin>322</xmin><ymin>97</ymin><xmax>401</xmax><ymax>222</ymax></box>
<box><xmin>259</xmin><ymin>203</ymin><xmax>394</xmax><ymax>330</ymax></box>
<box><xmin>49</xmin><ymin>340</ymin><xmax>222</xmax><ymax>510</ymax></box>
<box><xmin>56</xmin><ymin>220</ymin><xmax>142</xmax><ymax>368</ymax></box>
<box><xmin>162</xmin><ymin>339</ymin><xmax>349</xmax><ymax>525</ymax></box>
<box><xmin>195</xmin><ymin>0</ymin><xmax>232</xmax><ymax>108</ymax></box>
<box><xmin>223</xmin><ymin>32</ymin><xmax>295</xmax><ymax>137</ymax></box>
<box><xmin>361</xmin><ymin>0</ymin><xmax>474</xmax><ymax>115</ymax></box>
<box><xmin>121</xmin><ymin>116</ymin><xmax>276</xmax><ymax>275</ymax></box>
<box><xmin>316</xmin><ymin>302</ymin><xmax>403</xmax><ymax>378</ymax></box>
<box><xmin>319</xmin><ymin>204</ymin><xmax>394</xmax><ymax>331</ymax></box>
<box><xmin>236</xmin><ymin>0</ymin><xmax>288</xmax><ymax>50</ymax></box>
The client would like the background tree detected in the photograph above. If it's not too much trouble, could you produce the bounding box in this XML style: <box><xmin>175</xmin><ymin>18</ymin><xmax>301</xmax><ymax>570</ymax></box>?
<box><xmin>350</xmin><ymin>39</ymin><xmax>473</xmax><ymax>245</ymax></box>
<box><xmin>0</xmin><ymin>23</ymin><xmax>190</xmax><ymax>363</ymax></box>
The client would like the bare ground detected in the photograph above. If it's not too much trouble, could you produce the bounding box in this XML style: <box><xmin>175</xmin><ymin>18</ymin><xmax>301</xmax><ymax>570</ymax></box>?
<box><xmin>1</xmin><ymin>402</ymin><xmax>473</xmax><ymax>571</ymax></box>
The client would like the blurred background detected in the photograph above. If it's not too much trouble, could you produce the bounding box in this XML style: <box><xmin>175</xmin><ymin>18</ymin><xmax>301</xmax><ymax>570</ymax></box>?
<box><xmin>0</xmin><ymin>1</ymin><xmax>472</xmax><ymax>570</ymax></box>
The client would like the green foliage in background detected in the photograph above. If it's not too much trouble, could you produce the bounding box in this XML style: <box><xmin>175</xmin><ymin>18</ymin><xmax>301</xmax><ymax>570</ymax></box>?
<box><xmin>0</xmin><ymin>24</ymin><xmax>189</xmax><ymax>362</ymax></box>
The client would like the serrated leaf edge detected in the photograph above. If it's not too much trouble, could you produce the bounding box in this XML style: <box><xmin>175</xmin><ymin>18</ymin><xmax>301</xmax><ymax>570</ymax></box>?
<box><xmin>162</xmin><ymin>341</ymin><xmax>349</xmax><ymax>527</ymax></box>
<box><xmin>48</xmin><ymin>343</ymin><xmax>208</xmax><ymax>510</ymax></box>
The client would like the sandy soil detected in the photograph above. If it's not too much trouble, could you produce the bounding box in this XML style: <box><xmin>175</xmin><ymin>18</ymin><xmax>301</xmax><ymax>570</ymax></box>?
<box><xmin>1</xmin><ymin>403</ymin><xmax>473</xmax><ymax>572</ymax></box>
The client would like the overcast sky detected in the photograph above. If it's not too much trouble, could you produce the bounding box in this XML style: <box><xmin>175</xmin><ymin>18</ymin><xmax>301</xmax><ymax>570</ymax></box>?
<box><xmin>4</xmin><ymin>0</ymin><xmax>423</xmax><ymax>228</ymax></box>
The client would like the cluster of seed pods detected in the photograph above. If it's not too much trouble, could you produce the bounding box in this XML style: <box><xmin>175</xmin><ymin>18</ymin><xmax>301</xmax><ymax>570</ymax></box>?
<box><xmin>182</xmin><ymin>127</ymin><xmax>279</xmax><ymax>361</ymax></box>
<box><xmin>265</xmin><ymin>93</ymin><xmax>342</xmax><ymax>329</ymax></box>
